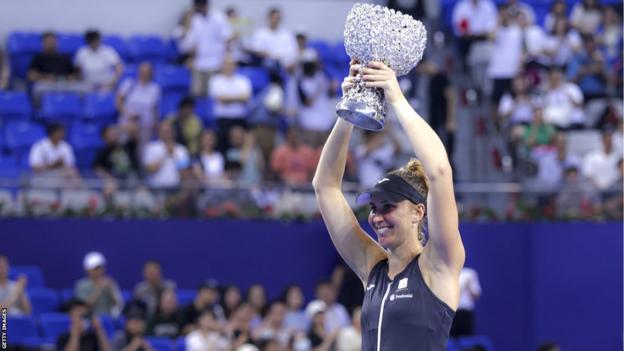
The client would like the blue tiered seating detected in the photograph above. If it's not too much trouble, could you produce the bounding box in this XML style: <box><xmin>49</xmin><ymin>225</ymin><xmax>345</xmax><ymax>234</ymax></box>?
<box><xmin>56</xmin><ymin>33</ymin><xmax>84</xmax><ymax>56</ymax></box>
<box><xmin>39</xmin><ymin>312</ymin><xmax>70</xmax><ymax>344</ymax></box>
<box><xmin>127</xmin><ymin>35</ymin><xmax>167</xmax><ymax>64</ymax></box>
<box><xmin>6</xmin><ymin>316</ymin><xmax>41</xmax><ymax>347</ymax></box>
<box><xmin>145</xmin><ymin>336</ymin><xmax>175</xmax><ymax>351</ymax></box>
<box><xmin>4</xmin><ymin>121</ymin><xmax>45</xmax><ymax>158</ymax></box>
<box><xmin>6</xmin><ymin>32</ymin><xmax>41</xmax><ymax>80</ymax></box>
<box><xmin>0</xmin><ymin>91</ymin><xmax>33</xmax><ymax>121</ymax></box>
<box><xmin>237</xmin><ymin>67</ymin><xmax>270</xmax><ymax>95</ymax></box>
<box><xmin>69</xmin><ymin>122</ymin><xmax>104</xmax><ymax>169</ymax></box>
<box><xmin>39</xmin><ymin>92</ymin><xmax>83</xmax><ymax>123</ymax></box>
<box><xmin>8</xmin><ymin>265</ymin><xmax>45</xmax><ymax>288</ymax></box>
<box><xmin>103</xmin><ymin>34</ymin><xmax>129</xmax><ymax>61</ymax></box>
<box><xmin>83</xmin><ymin>92</ymin><xmax>117</xmax><ymax>124</ymax></box>
<box><xmin>28</xmin><ymin>288</ymin><xmax>60</xmax><ymax>315</ymax></box>
<box><xmin>156</xmin><ymin>64</ymin><xmax>191</xmax><ymax>95</ymax></box>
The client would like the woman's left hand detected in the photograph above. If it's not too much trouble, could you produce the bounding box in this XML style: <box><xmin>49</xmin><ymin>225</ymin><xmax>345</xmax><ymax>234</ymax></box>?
<box><xmin>362</xmin><ymin>61</ymin><xmax>404</xmax><ymax>104</ymax></box>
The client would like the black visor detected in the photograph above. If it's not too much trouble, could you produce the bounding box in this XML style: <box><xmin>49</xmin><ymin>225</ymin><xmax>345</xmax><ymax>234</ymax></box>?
<box><xmin>356</xmin><ymin>174</ymin><xmax>426</xmax><ymax>206</ymax></box>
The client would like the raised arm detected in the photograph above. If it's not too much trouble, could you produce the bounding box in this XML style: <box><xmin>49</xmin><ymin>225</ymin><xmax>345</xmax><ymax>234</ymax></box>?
<box><xmin>312</xmin><ymin>66</ymin><xmax>386</xmax><ymax>284</ymax></box>
<box><xmin>362</xmin><ymin>61</ymin><xmax>464</xmax><ymax>272</ymax></box>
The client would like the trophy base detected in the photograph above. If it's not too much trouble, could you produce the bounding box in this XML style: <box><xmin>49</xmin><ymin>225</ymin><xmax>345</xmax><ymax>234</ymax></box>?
<box><xmin>336</xmin><ymin>98</ymin><xmax>384</xmax><ymax>131</ymax></box>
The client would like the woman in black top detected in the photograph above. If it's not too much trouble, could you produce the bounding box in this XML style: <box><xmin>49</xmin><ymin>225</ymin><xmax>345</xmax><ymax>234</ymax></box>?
<box><xmin>313</xmin><ymin>61</ymin><xmax>465</xmax><ymax>351</ymax></box>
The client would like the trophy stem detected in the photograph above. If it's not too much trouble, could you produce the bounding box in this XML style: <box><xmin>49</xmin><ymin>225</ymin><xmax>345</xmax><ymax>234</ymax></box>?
<box><xmin>336</xmin><ymin>78</ymin><xmax>386</xmax><ymax>131</ymax></box>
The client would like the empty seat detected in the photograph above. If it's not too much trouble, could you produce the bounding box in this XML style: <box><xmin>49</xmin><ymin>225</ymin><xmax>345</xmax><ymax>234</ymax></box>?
<box><xmin>119</xmin><ymin>64</ymin><xmax>138</xmax><ymax>84</ymax></box>
<box><xmin>59</xmin><ymin>288</ymin><xmax>75</xmax><ymax>304</ymax></box>
<box><xmin>160</xmin><ymin>93</ymin><xmax>186</xmax><ymax>119</ymax></box>
<box><xmin>194</xmin><ymin>97</ymin><xmax>215</xmax><ymax>129</ymax></box>
<box><xmin>4</xmin><ymin>121</ymin><xmax>46</xmax><ymax>157</ymax></box>
<box><xmin>176</xmin><ymin>289</ymin><xmax>196</xmax><ymax>307</ymax></box>
<box><xmin>308</xmin><ymin>40</ymin><xmax>332</xmax><ymax>66</ymax></box>
<box><xmin>6</xmin><ymin>32</ymin><xmax>41</xmax><ymax>79</ymax></box>
<box><xmin>144</xmin><ymin>337</ymin><xmax>175</xmax><ymax>351</ymax></box>
<box><xmin>98</xmin><ymin>314</ymin><xmax>118</xmax><ymax>337</ymax></box>
<box><xmin>56</xmin><ymin>33</ymin><xmax>84</xmax><ymax>56</ymax></box>
<box><xmin>236</xmin><ymin>67</ymin><xmax>269</xmax><ymax>95</ymax></box>
<box><xmin>39</xmin><ymin>313</ymin><xmax>71</xmax><ymax>343</ymax></box>
<box><xmin>155</xmin><ymin>65</ymin><xmax>191</xmax><ymax>93</ymax></box>
<box><xmin>28</xmin><ymin>288</ymin><xmax>60</xmax><ymax>314</ymax></box>
<box><xmin>83</xmin><ymin>92</ymin><xmax>117</xmax><ymax>123</ymax></box>
<box><xmin>0</xmin><ymin>91</ymin><xmax>33</xmax><ymax>120</ymax></box>
<box><xmin>69</xmin><ymin>122</ymin><xmax>104</xmax><ymax>150</ymax></box>
<box><xmin>39</xmin><ymin>93</ymin><xmax>83</xmax><ymax>122</ymax></box>
<box><xmin>6</xmin><ymin>316</ymin><xmax>39</xmax><ymax>346</ymax></box>
<box><xmin>0</xmin><ymin>154</ymin><xmax>20</xmax><ymax>179</ymax></box>
<box><xmin>102</xmin><ymin>34</ymin><xmax>129</xmax><ymax>61</ymax></box>
<box><xmin>9</xmin><ymin>265</ymin><xmax>46</xmax><ymax>288</ymax></box>
<box><xmin>176</xmin><ymin>337</ymin><xmax>187</xmax><ymax>351</ymax></box>
<box><xmin>127</xmin><ymin>35</ymin><xmax>167</xmax><ymax>63</ymax></box>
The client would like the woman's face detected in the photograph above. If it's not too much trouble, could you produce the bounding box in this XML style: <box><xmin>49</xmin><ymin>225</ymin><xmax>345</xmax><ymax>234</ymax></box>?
<box><xmin>224</xmin><ymin>286</ymin><xmax>241</xmax><ymax>308</ymax></box>
<box><xmin>248</xmin><ymin>285</ymin><xmax>266</xmax><ymax>309</ymax></box>
<box><xmin>367</xmin><ymin>198</ymin><xmax>422</xmax><ymax>250</ymax></box>
<box><xmin>286</xmin><ymin>286</ymin><xmax>304</xmax><ymax>310</ymax></box>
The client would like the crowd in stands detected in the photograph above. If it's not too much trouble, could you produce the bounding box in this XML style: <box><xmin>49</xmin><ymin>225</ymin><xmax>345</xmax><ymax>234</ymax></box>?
<box><xmin>1</xmin><ymin>253</ymin><xmax>368</xmax><ymax>351</ymax></box>
<box><xmin>0</xmin><ymin>0</ymin><xmax>622</xmax><ymax>220</ymax></box>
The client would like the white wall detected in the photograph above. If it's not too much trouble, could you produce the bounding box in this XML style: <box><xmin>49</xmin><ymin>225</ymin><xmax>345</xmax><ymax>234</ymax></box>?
<box><xmin>0</xmin><ymin>0</ymin><xmax>368</xmax><ymax>43</ymax></box>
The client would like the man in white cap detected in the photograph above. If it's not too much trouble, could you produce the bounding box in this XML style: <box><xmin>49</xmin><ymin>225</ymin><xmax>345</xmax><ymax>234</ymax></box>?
<box><xmin>74</xmin><ymin>251</ymin><xmax>124</xmax><ymax>316</ymax></box>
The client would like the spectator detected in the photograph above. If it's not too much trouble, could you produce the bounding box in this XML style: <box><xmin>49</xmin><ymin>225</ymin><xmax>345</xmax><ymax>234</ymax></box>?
<box><xmin>92</xmin><ymin>125</ymin><xmax>140</xmax><ymax>191</ymax></box>
<box><xmin>0</xmin><ymin>255</ymin><xmax>31</xmax><ymax>316</ymax></box>
<box><xmin>56</xmin><ymin>298</ymin><xmax>110</xmax><ymax>351</ymax></box>
<box><xmin>164</xmin><ymin>97</ymin><xmax>203</xmax><ymax>156</ymax></box>
<box><xmin>504</xmin><ymin>0</ymin><xmax>535</xmax><ymax>24</ymax></box>
<box><xmin>252</xmin><ymin>301</ymin><xmax>291</xmax><ymax>347</ymax></box>
<box><xmin>354</xmin><ymin>131</ymin><xmax>397</xmax><ymax>188</ymax></box>
<box><xmin>582</xmin><ymin>130</ymin><xmax>621</xmax><ymax>191</ymax></box>
<box><xmin>450</xmin><ymin>267</ymin><xmax>481</xmax><ymax>337</ymax></box>
<box><xmin>225</xmin><ymin>303</ymin><xmax>254</xmax><ymax>348</ymax></box>
<box><xmin>248</xmin><ymin>70</ymin><xmax>286</xmax><ymax>168</ymax></box>
<box><xmin>180</xmin><ymin>0</ymin><xmax>232</xmax><ymax>97</ymax></box>
<box><xmin>74</xmin><ymin>29</ymin><xmax>123</xmax><ymax>92</ymax></box>
<box><xmin>181</xmin><ymin>280</ymin><xmax>226</xmax><ymax>334</ymax></box>
<box><xmin>192</xmin><ymin>129</ymin><xmax>226</xmax><ymax>185</ymax></box>
<box><xmin>295</xmin><ymin>53</ymin><xmax>334</xmax><ymax>148</ymax></box>
<box><xmin>530</xmin><ymin>133</ymin><xmax>581</xmax><ymax>190</ymax></box>
<box><xmin>543</xmin><ymin>0</ymin><xmax>567</xmax><ymax>33</ymax></box>
<box><xmin>566</xmin><ymin>35</ymin><xmax>608</xmax><ymax>101</ymax></box>
<box><xmin>29</xmin><ymin>123</ymin><xmax>81</xmax><ymax>187</ymax></box>
<box><xmin>336</xmin><ymin>306</ymin><xmax>361</xmax><ymax>351</ymax></box>
<box><xmin>498</xmin><ymin>75</ymin><xmax>536</xmax><ymax>126</ymax></box>
<box><xmin>245</xmin><ymin>284</ymin><xmax>267</xmax><ymax>328</ymax></box>
<box><xmin>209</xmin><ymin>56</ymin><xmax>252</xmax><ymax>153</ymax></box>
<box><xmin>221</xmin><ymin>285</ymin><xmax>242</xmax><ymax>319</ymax></box>
<box><xmin>556</xmin><ymin>165</ymin><xmax>600</xmax><ymax>218</ymax></box>
<box><xmin>110</xmin><ymin>303</ymin><xmax>152</xmax><ymax>351</ymax></box>
<box><xmin>282</xmin><ymin>285</ymin><xmax>307</xmax><ymax>333</ymax></box>
<box><xmin>248</xmin><ymin>7</ymin><xmax>298</xmax><ymax>71</ymax></box>
<box><xmin>312</xmin><ymin>281</ymin><xmax>350</xmax><ymax>333</ymax></box>
<box><xmin>270</xmin><ymin>128</ymin><xmax>316</xmax><ymax>186</ymax></box>
<box><xmin>116</xmin><ymin>62</ymin><xmax>161</xmax><ymax>147</ymax></box>
<box><xmin>224</xmin><ymin>126</ymin><xmax>264</xmax><ymax>185</ymax></box>
<box><xmin>142</xmin><ymin>122</ymin><xmax>190</xmax><ymax>189</ymax></box>
<box><xmin>517</xmin><ymin>11</ymin><xmax>547</xmax><ymax>71</ymax></box>
<box><xmin>171</xmin><ymin>8</ymin><xmax>195</xmax><ymax>67</ymax></box>
<box><xmin>520</xmin><ymin>106</ymin><xmax>556</xmax><ymax>156</ymax></box>
<box><xmin>602</xmin><ymin>158</ymin><xmax>623</xmax><ymax>220</ymax></box>
<box><xmin>538</xmin><ymin>342</ymin><xmax>561</xmax><ymax>351</ymax></box>
<box><xmin>451</xmin><ymin>0</ymin><xmax>498</xmax><ymax>73</ymax></box>
<box><xmin>0</xmin><ymin>49</ymin><xmax>9</xmax><ymax>90</ymax></box>
<box><xmin>133</xmin><ymin>260</ymin><xmax>177</xmax><ymax>317</ymax></box>
<box><xmin>570</xmin><ymin>0</ymin><xmax>602</xmax><ymax>35</ymax></box>
<box><xmin>28</xmin><ymin>31</ymin><xmax>85</xmax><ymax>98</ymax></box>
<box><xmin>75</xmin><ymin>251</ymin><xmax>124</xmax><ymax>316</ymax></box>
<box><xmin>486</xmin><ymin>5</ymin><xmax>523</xmax><ymax>114</ymax></box>
<box><xmin>186</xmin><ymin>309</ymin><xmax>230</xmax><ymax>351</ymax></box>
<box><xmin>225</xmin><ymin>7</ymin><xmax>253</xmax><ymax>66</ymax></box>
<box><xmin>543</xmin><ymin>18</ymin><xmax>582</xmax><ymax>67</ymax></box>
<box><xmin>146</xmin><ymin>289</ymin><xmax>183</xmax><ymax>338</ymax></box>
<box><xmin>598</xmin><ymin>6</ymin><xmax>623</xmax><ymax>62</ymax></box>
<box><xmin>305</xmin><ymin>301</ymin><xmax>338</xmax><ymax>351</ymax></box>
<box><xmin>542</xmin><ymin>66</ymin><xmax>585</xmax><ymax>129</ymax></box>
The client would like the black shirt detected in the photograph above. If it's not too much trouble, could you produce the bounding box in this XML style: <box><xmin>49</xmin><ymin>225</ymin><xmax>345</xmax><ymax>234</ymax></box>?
<box><xmin>29</xmin><ymin>52</ymin><xmax>75</xmax><ymax>77</ymax></box>
<box><xmin>56</xmin><ymin>331</ymin><xmax>101</xmax><ymax>351</ymax></box>
<box><xmin>361</xmin><ymin>255</ymin><xmax>454</xmax><ymax>351</ymax></box>
<box><xmin>92</xmin><ymin>142</ymin><xmax>139</xmax><ymax>179</ymax></box>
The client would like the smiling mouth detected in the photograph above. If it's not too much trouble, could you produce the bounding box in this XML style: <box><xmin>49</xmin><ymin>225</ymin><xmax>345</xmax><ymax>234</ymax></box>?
<box><xmin>375</xmin><ymin>226</ymin><xmax>393</xmax><ymax>235</ymax></box>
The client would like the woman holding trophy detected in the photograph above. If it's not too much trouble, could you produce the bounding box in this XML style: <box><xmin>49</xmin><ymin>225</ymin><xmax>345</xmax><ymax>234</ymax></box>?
<box><xmin>312</xmin><ymin>4</ymin><xmax>465</xmax><ymax>350</ymax></box>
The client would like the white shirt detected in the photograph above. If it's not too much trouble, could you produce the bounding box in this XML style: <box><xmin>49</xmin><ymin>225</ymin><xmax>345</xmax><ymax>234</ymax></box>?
<box><xmin>355</xmin><ymin>141</ymin><xmax>396</xmax><ymax>188</ymax></box>
<box><xmin>185</xmin><ymin>330</ymin><xmax>230</xmax><ymax>351</ymax></box>
<box><xmin>582</xmin><ymin>149</ymin><xmax>621</xmax><ymax>190</ymax></box>
<box><xmin>297</xmin><ymin>72</ymin><xmax>334</xmax><ymax>132</ymax></box>
<box><xmin>458</xmin><ymin>267</ymin><xmax>481</xmax><ymax>311</ymax></box>
<box><xmin>543</xmin><ymin>83</ymin><xmax>584</xmax><ymax>128</ymax></box>
<box><xmin>532</xmin><ymin>147</ymin><xmax>582</xmax><ymax>188</ymax></box>
<box><xmin>543</xmin><ymin>31</ymin><xmax>582</xmax><ymax>66</ymax></box>
<box><xmin>74</xmin><ymin>45</ymin><xmax>121</xmax><ymax>87</ymax></box>
<box><xmin>452</xmin><ymin>0</ymin><xmax>497</xmax><ymax>36</ymax></box>
<box><xmin>181</xmin><ymin>12</ymin><xmax>232</xmax><ymax>71</ymax></box>
<box><xmin>143</xmin><ymin>141</ymin><xmax>189</xmax><ymax>188</ymax></box>
<box><xmin>324</xmin><ymin>303</ymin><xmax>351</xmax><ymax>333</ymax></box>
<box><xmin>200</xmin><ymin>152</ymin><xmax>224</xmax><ymax>180</ymax></box>
<box><xmin>498</xmin><ymin>94</ymin><xmax>534</xmax><ymax>125</ymax></box>
<box><xmin>29</xmin><ymin>138</ymin><xmax>75</xmax><ymax>170</ymax></box>
<box><xmin>336</xmin><ymin>326</ymin><xmax>362</xmax><ymax>351</ymax></box>
<box><xmin>209</xmin><ymin>73</ymin><xmax>251</xmax><ymax>118</ymax></box>
<box><xmin>118</xmin><ymin>78</ymin><xmax>161</xmax><ymax>128</ymax></box>
<box><xmin>487</xmin><ymin>24</ymin><xmax>523</xmax><ymax>78</ymax></box>
<box><xmin>250</xmin><ymin>27</ymin><xmax>298</xmax><ymax>67</ymax></box>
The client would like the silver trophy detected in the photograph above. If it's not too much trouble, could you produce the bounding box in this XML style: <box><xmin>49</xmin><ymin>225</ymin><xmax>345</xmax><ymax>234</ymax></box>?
<box><xmin>336</xmin><ymin>3</ymin><xmax>427</xmax><ymax>131</ymax></box>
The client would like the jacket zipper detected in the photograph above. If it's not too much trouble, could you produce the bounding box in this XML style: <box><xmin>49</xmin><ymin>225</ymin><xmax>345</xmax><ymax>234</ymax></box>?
<box><xmin>377</xmin><ymin>283</ymin><xmax>392</xmax><ymax>351</ymax></box>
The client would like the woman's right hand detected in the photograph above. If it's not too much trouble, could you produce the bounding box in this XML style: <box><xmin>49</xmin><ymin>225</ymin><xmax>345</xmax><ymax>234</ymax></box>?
<box><xmin>341</xmin><ymin>60</ymin><xmax>360</xmax><ymax>96</ymax></box>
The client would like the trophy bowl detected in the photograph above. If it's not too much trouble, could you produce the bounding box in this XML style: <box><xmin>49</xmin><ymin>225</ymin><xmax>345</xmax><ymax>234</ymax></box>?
<box><xmin>336</xmin><ymin>3</ymin><xmax>427</xmax><ymax>131</ymax></box>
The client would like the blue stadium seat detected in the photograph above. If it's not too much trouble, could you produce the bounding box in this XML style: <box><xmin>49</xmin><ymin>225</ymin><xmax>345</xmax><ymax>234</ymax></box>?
<box><xmin>165</xmin><ymin>39</ymin><xmax>180</xmax><ymax>63</ymax></box>
<box><xmin>59</xmin><ymin>288</ymin><xmax>75</xmax><ymax>304</ymax></box>
<box><xmin>39</xmin><ymin>93</ymin><xmax>83</xmax><ymax>122</ymax></box>
<box><xmin>332</xmin><ymin>42</ymin><xmax>350</xmax><ymax>72</ymax></box>
<box><xmin>4</xmin><ymin>121</ymin><xmax>46</xmax><ymax>155</ymax></box>
<box><xmin>145</xmin><ymin>337</ymin><xmax>175</xmax><ymax>351</ymax></box>
<box><xmin>0</xmin><ymin>91</ymin><xmax>33</xmax><ymax>120</ymax></box>
<box><xmin>56</xmin><ymin>33</ymin><xmax>84</xmax><ymax>56</ymax></box>
<box><xmin>127</xmin><ymin>35</ymin><xmax>167</xmax><ymax>63</ymax></box>
<box><xmin>160</xmin><ymin>93</ymin><xmax>185</xmax><ymax>119</ymax></box>
<box><xmin>69</xmin><ymin>122</ymin><xmax>104</xmax><ymax>151</ymax></box>
<box><xmin>0</xmin><ymin>154</ymin><xmax>20</xmax><ymax>179</ymax></box>
<box><xmin>39</xmin><ymin>313</ymin><xmax>70</xmax><ymax>343</ymax></box>
<box><xmin>308</xmin><ymin>40</ymin><xmax>333</xmax><ymax>66</ymax></box>
<box><xmin>236</xmin><ymin>67</ymin><xmax>269</xmax><ymax>95</ymax></box>
<box><xmin>155</xmin><ymin>65</ymin><xmax>191</xmax><ymax>94</ymax></box>
<box><xmin>176</xmin><ymin>336</ymin><xmax>187</xmax><ymax>351</ymax></box>
<box><xmin>98</xmin><ymin>315</ymin><xmax>117</xmax><ymax>337</ymax></box>
<box><xmin>102</xmin><ymin>34</ymin><xmax>129</xmax><ymax>61</ymax></box>
<box><xmin>194</xmin><ymin>97</ymin><xmax>215</xmax><ymax>129</ymax></box>
<box><xmin>121</xmin><ymin>290</ymin><xmax>133</xmax><ymax>304</ymax></box>
<box><xmin>6</xmin><ymin>32</ymin><xmax>41</xmax><ymax>80</ymax></box>
<box><xmin>9</xmin><ymin>265</ymin><xmax>46</xmax><ymax>288</ymax></box>
<box><xmin>83</xmin><ymin>92</ymin><xmax>117</xmax><ymax>123</ymax></box>
<box><xmin>176</xmin><ymin>289</ymin><xmax>196</xmax><ymax>307</ymax></box>
<box><xmin>120</xmin><ymin>64</ymin><xmax>138</xmax><ymax>84</ymax></box>
<box><xmin>28</xmin><ymin>288</ymin><xmax>60</xmax><ymax>314</ymax></box>
<box><xmin>6</xmin><ymin>316</ymin><xmax>39</xmax><ymax>346</ymax></box>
